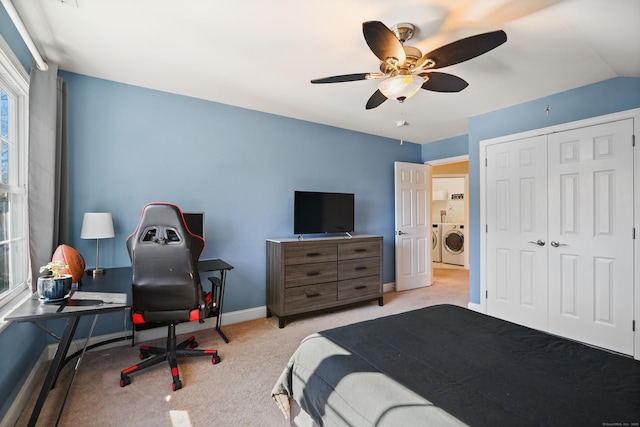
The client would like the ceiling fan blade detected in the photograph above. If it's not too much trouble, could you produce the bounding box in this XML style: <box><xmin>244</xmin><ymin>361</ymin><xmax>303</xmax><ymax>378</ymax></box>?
<box><xmin>311</xmin><ymin>73</ymin><xmax>371</xmax><ymax>84</ymax></box>
<box><xmin>365</xmin><ymin>89</ymin><xmax>387</xmax><ymax>110</ymax></box>
<box><xmin>416</xmin><ymin>30</ymin><xmax>507</xmax><ymax>70</ymax></box>
<box><xmin>363</xmin><ymin>21</ymin><xmax>406</xmax><ymax>65</ymax></box>
<box><xmin>419</xmin><ymin>72</ymin><xmax>469</xmax><ymax>92</ymax></box>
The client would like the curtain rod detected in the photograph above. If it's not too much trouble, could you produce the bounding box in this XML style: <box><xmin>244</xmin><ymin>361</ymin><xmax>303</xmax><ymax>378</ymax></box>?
<box><xmin>1</xmin><ymin>0</ymin><xmax>48</xmax><ymax>71</ymax></box>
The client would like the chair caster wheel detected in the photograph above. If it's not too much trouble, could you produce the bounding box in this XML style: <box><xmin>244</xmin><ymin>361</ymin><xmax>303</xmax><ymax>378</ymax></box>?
<box><xmin>189</xmin><ymin>341</ymin><xmax>198</xmax><ymax>349</ymax></box>
<box><xmin>120</xmin><ymin>376</ymin><xmax>131</xmax><ymax>387</ymax></box>
<box><xmin>212</xmin><ymin>354</ymin><xmax>221</xmax><ymax>364</ymax></box>
<box><xmin>139</xmin><ymin>351</ymin><xmax>150</xmax><ymax>359</ymax></box>
<box><xmin>172</xmin><ymin>380</ymin><xmax>182</xmax><ymax>391</ymax></box>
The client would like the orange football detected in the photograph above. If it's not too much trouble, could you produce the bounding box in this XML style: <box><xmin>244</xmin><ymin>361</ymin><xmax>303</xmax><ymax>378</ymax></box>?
<box><xmin>52</xmin><ymin>244</ymin><xmax>86</xmax><ymax>283</ymax></box>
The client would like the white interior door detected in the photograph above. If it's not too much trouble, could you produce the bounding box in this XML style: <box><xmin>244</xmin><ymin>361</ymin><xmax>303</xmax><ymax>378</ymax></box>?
<box><xmin>394</xmin><ymin>162</ymin><xmax>432</xmax><ymax>291</ymax></box>
<box><xmin>485</xmin><ymin>135</ymin><xmax>549</xmax><ymax>330</ymax></box>
<box><xmin>547</xmin><ymin>119</ymin><xmax>634</xmax><ymax>355</ymax></box>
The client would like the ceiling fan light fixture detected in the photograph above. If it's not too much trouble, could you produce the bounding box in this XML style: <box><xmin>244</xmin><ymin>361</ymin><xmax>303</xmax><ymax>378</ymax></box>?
<box><xmin>378</xmin><ymin>74</ymin><xmax>423</xmax><ymax>101</ymax></box>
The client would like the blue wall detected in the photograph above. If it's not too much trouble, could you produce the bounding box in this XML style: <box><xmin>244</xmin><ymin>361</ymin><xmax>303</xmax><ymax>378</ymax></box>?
<box><xmin>422</xmin><ymin>134</ymin><xmax>468</xmax><ymax>161</ymax></box>
<box><xmin>0</xmin><ymin>5</ymin><xmax>31</xmax><ymax>72</ymax></box>
<box><xmin>61</xmin><ymin>72</ymin><xmax>422</xmax><ymax>313</ymax></box>
<box><xmin>466</xmin><ymin>77</ymin><xmax>640</xmax><ymax>303</ymax></box>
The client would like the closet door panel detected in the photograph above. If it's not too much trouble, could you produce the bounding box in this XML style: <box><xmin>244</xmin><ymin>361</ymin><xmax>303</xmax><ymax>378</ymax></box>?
<box><xmin>486</xmin><ymin>135</ymin><xmax>548</xmax><ymax>330</ymax></box>
<box><xmin>547</xmin><ymin>118</ymin><xmax>634</xmax><ymax>355</ymax></box>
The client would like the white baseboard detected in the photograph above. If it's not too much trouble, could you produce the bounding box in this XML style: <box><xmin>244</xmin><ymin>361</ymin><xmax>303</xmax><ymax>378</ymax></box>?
<box><xmin>46</xmin><ymin>330</ymin><xmax>134</xmax><ymax>360</ymax></box>
<box><xmin>383</xmin><ymin>282</ymin><xmax>395</xmax><ymax>293</ymax></box>
<box><xmin>61</xmin><ymin>288</ymin><xmax>396</xmax><ymax>347</ymax></box>
<box><xmin>467</xmin><ymin>302</ymin><xmax>483</xmax><ymax>313</ymax></box>
<box><xmin>0</xmin><ymin>349</ymin><xmax>48</xmax><ymax>427</ymax></box>
<box><xmin>221</xmin><ymin>305</ymin><xmax>267</xmax><ymax>325</ymax></box>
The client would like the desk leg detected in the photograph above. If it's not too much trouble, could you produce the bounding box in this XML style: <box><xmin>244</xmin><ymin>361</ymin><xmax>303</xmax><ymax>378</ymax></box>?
<box><xmin>215</xmin><ymin>327</ymin><xmax>229</xmax><ymax>343</ymax></box>
<box><xmin>56</xmin><ymin>314</ymin><xmax>99</xmax><ymax>426</ymax></box>
<box><xmin>28</xmin><ymin>316</ymin><xmax>80</xmax><ymax>427</ymax></box>
<box><xmin>215</xmin><ymin>270</ymin><xmax>229</xmax><ymax>343</ymax></box>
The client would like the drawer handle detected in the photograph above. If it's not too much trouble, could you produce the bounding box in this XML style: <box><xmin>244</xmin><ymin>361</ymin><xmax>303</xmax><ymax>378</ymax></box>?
<box><xmin>354</xmin><ymin>285</ymin><xmax>367</xmax><ymax>290</ymax></box>
<box><xmin>305</xmin><ymin>292</ymin><xmax>320</xmax><ymax>298</ymax></box>
<box><xmin>354</xmin><ymin>248</ymin><xmax>367</xmax><ymax>253</ymax></box>
<box><xmin>355</xmin><ymin>266</ymin><xmax>367</xmax><ymax>271</ymax></box>
<box><xmin>306</xmin><ymin>271</ymin><xmax>321</xmax><ymax>277</ymax></box>
<box><xmin>306</xmin><ymin>252</ymin><xmax>321</xmax><ymax>257</ymax></box>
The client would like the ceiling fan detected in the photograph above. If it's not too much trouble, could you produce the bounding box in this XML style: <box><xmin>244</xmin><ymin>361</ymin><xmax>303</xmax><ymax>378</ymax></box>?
<box><xmin>311</xmin><ymin>21</ymin><xmax>507</xmax><ymax>109</ymax></box>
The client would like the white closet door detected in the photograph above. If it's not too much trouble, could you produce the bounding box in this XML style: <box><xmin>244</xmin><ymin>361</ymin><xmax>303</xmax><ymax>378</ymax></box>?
<box><xmin>547</xmin><ymin>119</ymin><xmax>634</xmax><ymax>355</ymax></box>
<box><xmin>486</xmin><ymin>135</ymin><xmax>548</xmax><ymax>330</ymax></box>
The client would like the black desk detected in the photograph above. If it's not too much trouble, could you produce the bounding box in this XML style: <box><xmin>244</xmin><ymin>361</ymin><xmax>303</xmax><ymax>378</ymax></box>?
<box><xmin>6</xmin><ymin>259</ymin><xmax>233</xmax><ymax>426</ymax></box>
<box><xmin>199</xmin><ymin>259</ymin><xmax>234</xmax><ymax>343</ymax></box>
<box><xmin>6</xmin><ymin>289</ymin><xmax>129</xmax><ymax>427</ymax></box>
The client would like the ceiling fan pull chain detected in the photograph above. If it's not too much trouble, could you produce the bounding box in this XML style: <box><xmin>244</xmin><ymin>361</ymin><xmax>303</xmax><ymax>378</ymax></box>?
<box><xmin>399</xmin><ymin>104</ymin><xmax>404</xmax><ymax>145</ymax></box>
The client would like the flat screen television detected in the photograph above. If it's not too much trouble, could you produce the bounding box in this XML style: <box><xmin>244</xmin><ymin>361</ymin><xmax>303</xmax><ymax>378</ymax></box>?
<box><xmin>294</xmin><ymin>191</ymin><xmax>354</xmax><ymax>235</ymax></box>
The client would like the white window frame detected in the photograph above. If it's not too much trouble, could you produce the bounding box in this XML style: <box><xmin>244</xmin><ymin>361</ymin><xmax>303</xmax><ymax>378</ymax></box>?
<box><xmin>0</xmin><ymin>34</ymin><xmax>31</xmax><ymax>328</ymax></box>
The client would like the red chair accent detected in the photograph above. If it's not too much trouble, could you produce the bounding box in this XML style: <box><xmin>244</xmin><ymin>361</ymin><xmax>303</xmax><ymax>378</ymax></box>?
<box><xmin>131</xmin><ymin>313</ymin><xmax>145</xmax><ymax>324</ymax></box>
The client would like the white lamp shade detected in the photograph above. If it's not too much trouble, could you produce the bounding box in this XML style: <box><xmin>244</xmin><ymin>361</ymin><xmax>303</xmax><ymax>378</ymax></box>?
<box><xmin>80</xmin><ymin>212</ymin><xmax>115</xmax><ymax>239</ymax></box>
<box><xmin>378</xmin><ymin>74</ymin><xmax>424</xmax><ymax>100</ymax></box>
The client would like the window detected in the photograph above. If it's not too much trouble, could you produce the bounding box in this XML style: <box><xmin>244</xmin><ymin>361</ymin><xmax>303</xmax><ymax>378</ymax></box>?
<box><xmin>0</xmin><ymin>36</ymin><xmax>29</xmax><ymax>310</ymax></box>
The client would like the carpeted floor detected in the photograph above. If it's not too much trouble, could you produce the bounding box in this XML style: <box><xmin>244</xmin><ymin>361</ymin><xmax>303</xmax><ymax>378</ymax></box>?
<box><xmin>15</xmin><ymin>267</ymin><xmax>469</xmax><ymax>427</ymax></box>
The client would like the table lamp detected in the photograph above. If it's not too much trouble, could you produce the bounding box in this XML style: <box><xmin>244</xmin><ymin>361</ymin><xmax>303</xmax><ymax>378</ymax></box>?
<box><xmin>80</xmin><ymin>212</ymin><xmax>115</xmax><ymax>275</ymax></box>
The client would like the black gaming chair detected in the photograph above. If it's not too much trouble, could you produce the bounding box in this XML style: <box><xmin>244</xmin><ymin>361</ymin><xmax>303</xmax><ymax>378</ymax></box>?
<box><xmin>120</xmin><ymin>202</ymin><xmax>220</xmax><ymax>391</ymax></box>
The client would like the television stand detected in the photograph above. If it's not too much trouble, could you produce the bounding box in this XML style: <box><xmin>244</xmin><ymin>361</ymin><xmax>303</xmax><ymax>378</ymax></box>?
<box><xmin>266</xmin><ymin>235</ymin><xmax>383</xmax><ymax>328</ymax></box>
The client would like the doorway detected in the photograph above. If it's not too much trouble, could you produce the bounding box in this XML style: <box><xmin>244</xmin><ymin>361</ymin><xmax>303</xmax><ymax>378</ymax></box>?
<box><xmin>426</xmin><ymin>156</ymin><xmax>470</xmax><ymax>293</ymax></box>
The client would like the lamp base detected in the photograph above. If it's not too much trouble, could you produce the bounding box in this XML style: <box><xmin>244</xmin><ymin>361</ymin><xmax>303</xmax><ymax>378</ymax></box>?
<box><xmin>91</xmin><ymin>269</ymin><xmax>105</xmax><ymax>276</ymax></box>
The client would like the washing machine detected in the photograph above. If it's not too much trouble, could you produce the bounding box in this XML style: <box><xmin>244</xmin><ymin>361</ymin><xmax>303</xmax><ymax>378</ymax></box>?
<box><xmin>442</xmin><ymin>224</ymin><xmax>465</xmax><ymax>266</ymax></box>
<box><xmin>432</xmin><ymin>224</ymin><xmax>442</xmax><ymax>262</ymax></box>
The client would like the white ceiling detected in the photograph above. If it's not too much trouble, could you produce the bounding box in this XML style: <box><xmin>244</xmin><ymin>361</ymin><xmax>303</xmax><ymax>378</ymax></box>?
<box><xmin>11</xmin><ymin>0</ymin><xmax>640</xmax><ymax>144</ymax></box>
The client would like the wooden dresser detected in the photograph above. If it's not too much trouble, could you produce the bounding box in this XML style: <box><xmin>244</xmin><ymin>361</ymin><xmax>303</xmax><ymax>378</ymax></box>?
<box><xmin>266</xmin><ymin>235</ymin><xmax>383</xmax><ymax>328</ymax></box>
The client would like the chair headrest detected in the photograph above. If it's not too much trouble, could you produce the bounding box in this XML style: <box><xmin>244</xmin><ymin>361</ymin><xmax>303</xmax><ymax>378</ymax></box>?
<box><xmin>126</xmin><ymin>202</ymin><xmax>204</xmax><ymax>261</ymax></box>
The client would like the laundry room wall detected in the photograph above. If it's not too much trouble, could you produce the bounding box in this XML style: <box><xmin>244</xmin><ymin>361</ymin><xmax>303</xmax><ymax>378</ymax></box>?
<box><xmin>432</xmin><ymin>177</ymin><xmax>466</xmax><ymax>223</ymax></box>
<box><xmin>432</xmin><ymin>160</ymin><xmax>469</xmax><ymax>225</ymax></box>
<box><xmin>432</xmin><ymin>161</ymin><xmax>468</xmax><ymax>175</ymax></box>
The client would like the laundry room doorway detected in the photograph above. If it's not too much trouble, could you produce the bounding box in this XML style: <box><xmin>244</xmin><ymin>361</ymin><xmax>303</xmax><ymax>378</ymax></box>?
<box><xmin>427</xmin><ymin>156</ymin><xmax>470</xmax><ymax>271</ymax></box>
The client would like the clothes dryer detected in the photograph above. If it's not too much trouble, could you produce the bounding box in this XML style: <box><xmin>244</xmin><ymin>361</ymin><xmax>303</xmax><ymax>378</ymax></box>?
<box><xmin>432</xmin><ymin>224</ymin><xmax>442</xmax><ymax>263</ymax></box>
<box><xmin>442</xmin><ymin>224</ymin><xmax>465</xmax><ymax>266</ymax></box>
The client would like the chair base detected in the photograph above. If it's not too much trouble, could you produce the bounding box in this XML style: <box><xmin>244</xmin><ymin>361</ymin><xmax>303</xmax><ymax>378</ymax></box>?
<box><xmin>120</xmin><ymin>323</ymin><xmax>220</xmax><ymax>390</ymax></box>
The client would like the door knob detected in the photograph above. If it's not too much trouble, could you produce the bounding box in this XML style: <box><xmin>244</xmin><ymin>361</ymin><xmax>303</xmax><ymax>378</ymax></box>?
<box><xmin>550</xmin><ymin>241</ymin><xmax>568</xmax><ymax>247</ymax></box>
<box><xmin>527</xmin><ymin>239</ymin><xmax>545</xmax><ymax>246</ymax></box>
<box><xmin>397</xmin><ymin>230</ymin><xmax>405</xmax><ymax>235</ymax></box>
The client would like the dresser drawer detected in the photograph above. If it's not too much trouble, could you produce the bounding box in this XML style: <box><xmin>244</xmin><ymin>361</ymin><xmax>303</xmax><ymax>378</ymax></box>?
<box><xmin>285</xmin><ymin>262</ymin><xmax>337</xmax><ymax>288</ymax></box>
<box><xmin>285</xmin><ymin>243</ymin><xmax>337</xmax><ymax>265</ymax></box>
<box><xmin>338</xmin><ymin>276</ymin><xmax>380</xmax><ymax>301</ymax></box>
<box><xmin>338</xmin><ymin>257</ymin><xmax>380</xmax><ymax>281</ymax></box>
<box><xmin>285</xmin><ymin>282</ymin><xmax>337</xmax><ymax>313</ymax></box>
<box><xmin>338</xmin><ymin>240</ymin><xmax>381</xmax><ymax>260</ymax></box>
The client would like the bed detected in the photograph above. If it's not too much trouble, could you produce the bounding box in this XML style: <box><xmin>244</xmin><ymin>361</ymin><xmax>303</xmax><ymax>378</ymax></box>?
<box><xmin>272</xmin><ymin>304</ymin><xmax>640</xmax><ymax>426</ymax></box>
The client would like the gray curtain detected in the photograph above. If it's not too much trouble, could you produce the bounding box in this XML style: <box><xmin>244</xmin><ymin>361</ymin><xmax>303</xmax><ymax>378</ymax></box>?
<box><xmin>28</xmin><ymin>62</ymin><xmax>69</xmax><ymax>289</ymax></box>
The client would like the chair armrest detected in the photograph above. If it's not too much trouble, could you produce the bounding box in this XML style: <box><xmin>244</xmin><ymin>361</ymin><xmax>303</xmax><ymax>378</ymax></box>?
<box><xmin>206</xmin><ymin>276</ymin><xmax>222</xmax><ymax>318</ymax></box>
<box><xmin>208</xmin><ymin>276</ymin><xmax>222</xmax><ymax>288</ymax></box>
